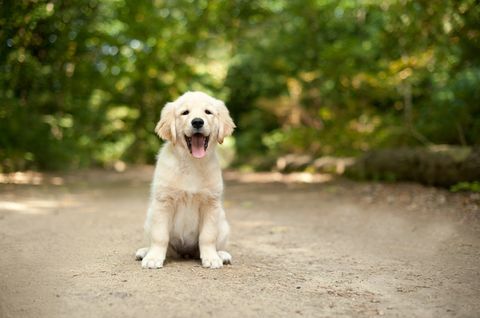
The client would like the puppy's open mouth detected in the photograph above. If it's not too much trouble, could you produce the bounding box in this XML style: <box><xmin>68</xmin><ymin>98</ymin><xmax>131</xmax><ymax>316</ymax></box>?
<box><xmin>185</xmin><ymin>133</ymin><xmax>210</xmax><ymax>159</ymax></box>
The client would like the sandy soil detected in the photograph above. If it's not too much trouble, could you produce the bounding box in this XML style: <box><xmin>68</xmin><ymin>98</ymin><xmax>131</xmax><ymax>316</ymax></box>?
<box><xmin>0</xmin><ymin>167</ymin><xmax>479</xmax><ymax>318</ymax></box>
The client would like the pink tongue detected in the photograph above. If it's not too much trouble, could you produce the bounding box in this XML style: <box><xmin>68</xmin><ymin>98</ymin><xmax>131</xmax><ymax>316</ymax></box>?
<box><xmin>191</xmin><ymin>134</ymin><xmax>206</xmax><ymax>158</ymax></box>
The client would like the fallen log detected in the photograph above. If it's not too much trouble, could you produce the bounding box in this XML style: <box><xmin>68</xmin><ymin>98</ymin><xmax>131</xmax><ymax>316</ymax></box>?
<box><xmin>345</xmin><ymin>146</ymin><xmax>480</xmax><ymax>187</ymax></box>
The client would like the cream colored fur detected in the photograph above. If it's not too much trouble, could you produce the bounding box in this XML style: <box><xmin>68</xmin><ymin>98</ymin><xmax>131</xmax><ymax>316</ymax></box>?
<box><xmin>135</xmin><ymin>91</ymin><xmax>235</xmax><ymax>269</ymax></box>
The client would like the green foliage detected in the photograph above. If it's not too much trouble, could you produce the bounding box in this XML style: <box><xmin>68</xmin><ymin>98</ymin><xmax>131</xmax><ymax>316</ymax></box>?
<box><xmin>1</xmin><ymin>0</ymin><xmax>479</xmax><ymax>171</ymax></box>
<box><xmin>451</xmin><ymin>182</ymin><xmax>480</xmax><ymax>193</ymax></box>
<box><xmin>0</xmin><ymin>0</ymin><xmax>234</xmax><ymax>171</ymax></box>
<box><xmin>225</xmin><ymin>0</ymin><xmax>480</xmax><ymax>163</ymax></box>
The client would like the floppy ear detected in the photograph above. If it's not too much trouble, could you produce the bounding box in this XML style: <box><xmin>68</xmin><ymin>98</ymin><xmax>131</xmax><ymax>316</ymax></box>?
<box><xmin>216</xmin><ymin>100</ymin><xmax>236</xmax><ymax>144</ymax></box>
<box><xmin>155</xmin><ymin>102</ymin><xmax>177</xmax><ymax>144</ymax></box>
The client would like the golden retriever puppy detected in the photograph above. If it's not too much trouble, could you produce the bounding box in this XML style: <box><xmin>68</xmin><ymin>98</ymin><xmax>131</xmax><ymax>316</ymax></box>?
<box><xmin>135</xmin><ymin>91</ymin><xmax>235</xmax><ymax>269</ymax></box>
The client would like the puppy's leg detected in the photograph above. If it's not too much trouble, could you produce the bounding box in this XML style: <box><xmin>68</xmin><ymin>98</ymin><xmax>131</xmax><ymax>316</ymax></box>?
<box><xmin>199</xmin><ymin>204</ymin><xmax>223</xmax><ymax>269</ymax></box>
<box><xmin>141</xmin><ymin>200</ymin><xmax>172</xmax><ymax>269</ymax></box>
<box><xmin>216</xmin><ymin>215</ymin><xmax>232</xmax><ymax>264</ymax></box>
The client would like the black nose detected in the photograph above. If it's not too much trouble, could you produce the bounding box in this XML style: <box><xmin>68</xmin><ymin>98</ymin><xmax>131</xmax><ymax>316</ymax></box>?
<box><xmin>191</xmin><ymin>118</ymin><xmax>204</xmax><ymax>129</ymax></box>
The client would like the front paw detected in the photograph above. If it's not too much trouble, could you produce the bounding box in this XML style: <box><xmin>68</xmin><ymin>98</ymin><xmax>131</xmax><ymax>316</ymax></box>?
<box><xmin>201</xmin><ymin>255</ymin><xmax>223</xmax><ymax>269</ymax></box>
<box><xmin>217</xmin><ymin>251</ymin><xmax>232</xmax><ymax>264</ymax></box>
<box><xmin>141</xmin><ymin>251</ymin><xmax>165</xmax><ymax>269</ymax></box>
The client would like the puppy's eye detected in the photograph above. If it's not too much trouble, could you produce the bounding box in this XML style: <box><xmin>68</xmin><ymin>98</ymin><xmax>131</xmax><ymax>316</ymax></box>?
<box><xmin>205</xmin><ymin>109</ymin><xmax>212</xmax><ymax>115</ymax></box>
<box><xmin>181</xmin><ymin>110</ymin><xmax>189</xmax><ymax>116</ymax></box>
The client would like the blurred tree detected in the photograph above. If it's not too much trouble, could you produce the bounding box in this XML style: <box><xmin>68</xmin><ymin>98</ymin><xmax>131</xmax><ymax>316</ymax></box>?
<box><xmin>0</xmin><ymin>0</ymin><xmax>479</xmax><ymax>172</ymax></box>
<box><xmin>225</xmin><ymin>0</ymin><xmax>480</xmax><ymax>163</ymax></box>
<box><xmin>1</xmin><ymin>0</ymin><xmax>102</xmax><ymax>170</ymax></box>
<box><xmin>0</xmin><ymin>0</ymin><xmax>234</xmax><ymax>170</ymax></box>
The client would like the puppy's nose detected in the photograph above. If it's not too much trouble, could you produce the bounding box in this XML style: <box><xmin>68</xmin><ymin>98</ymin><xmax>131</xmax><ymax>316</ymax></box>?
<box><xmin>191</xmin><ymin>118</ymin><xmax>204</xmax><ymax>129</ymax></box>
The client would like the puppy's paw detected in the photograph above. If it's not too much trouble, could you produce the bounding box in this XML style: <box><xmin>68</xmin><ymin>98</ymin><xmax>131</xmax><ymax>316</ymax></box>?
<box><xmin>135</xmin><ymin>247</ymin><xmax>149</xmax><ymax>261</ymax></box>
<box><xmin>141</xmin><ymin>250</ymin><xmax>165</xmax><ymax>269</ymax></box>
<box><xmin>201</xmin><ymin>255</ymin><xmax>223</xmax><ymax>269</ymax></box>
<box><xmin>217</xmin><ymin>251</ymin><xmax>232</xmax><ymax>264</ymax></box>
<box><xmin>142</xmin><ymin>257</ymin><xmax>165</xmax><ymax>269</ymax></box>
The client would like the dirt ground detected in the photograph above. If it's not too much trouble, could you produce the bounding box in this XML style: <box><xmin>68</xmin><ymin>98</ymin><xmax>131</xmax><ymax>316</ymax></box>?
<box><xmin>0</xmin><ymin>167</ymin><xmax>479</xmax><ymax>318</ymax></box>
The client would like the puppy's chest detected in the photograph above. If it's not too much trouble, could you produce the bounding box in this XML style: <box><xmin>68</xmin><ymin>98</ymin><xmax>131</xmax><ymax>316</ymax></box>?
<box><xmin>171</xmin><ymin>172</ymin><xmax>221</xmax><ymax>194</ymax></box>
<box><xmin>170</xmin><ymin>197</ymin><xmax>201</xmax><ymax>245</ymax></box>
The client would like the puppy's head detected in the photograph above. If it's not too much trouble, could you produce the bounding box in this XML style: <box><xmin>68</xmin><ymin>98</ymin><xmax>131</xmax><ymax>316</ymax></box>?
<box><xmin>155</xmin><ymin>91</ymin><xmax>235</xmax><ymax>159</ymax></box>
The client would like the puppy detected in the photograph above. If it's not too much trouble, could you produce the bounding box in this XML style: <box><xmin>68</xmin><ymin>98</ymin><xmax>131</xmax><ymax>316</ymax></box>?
<box><xmin>135</xmin><ymin>91</ymin><xmax>235</xmax><ymax>269</ymax></box>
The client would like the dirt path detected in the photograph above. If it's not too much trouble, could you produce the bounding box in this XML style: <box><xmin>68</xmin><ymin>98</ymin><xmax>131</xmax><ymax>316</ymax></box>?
<box><xmin>0</xmin><ymin>167</ymin><xmax>479</xmax><ymax>317</ymax></box>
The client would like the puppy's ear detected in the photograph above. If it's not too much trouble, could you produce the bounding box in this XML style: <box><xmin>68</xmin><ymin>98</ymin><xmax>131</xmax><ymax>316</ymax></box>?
<box><xmin>155</xmin><ymin>102</ymin><xmax>177</xmax><ymax>144</ymax></box>
<box><xmin>216</xmin><ymin>100</ymin><xmax>236</xmax><ymax>144</ymax></box>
